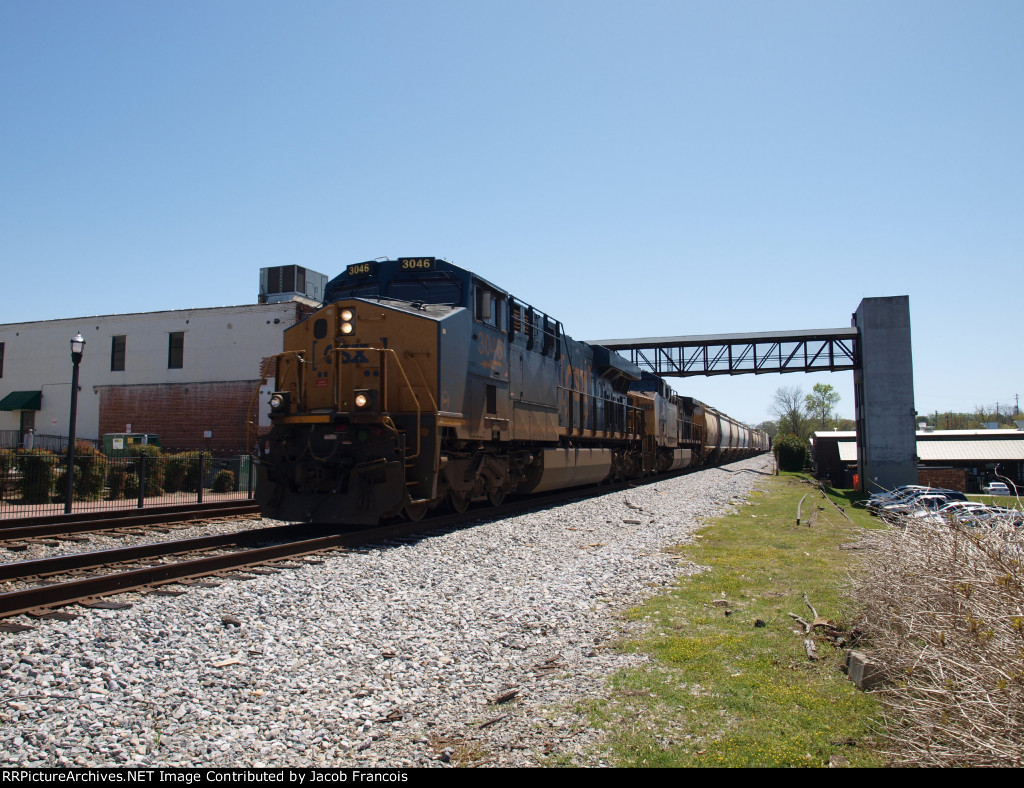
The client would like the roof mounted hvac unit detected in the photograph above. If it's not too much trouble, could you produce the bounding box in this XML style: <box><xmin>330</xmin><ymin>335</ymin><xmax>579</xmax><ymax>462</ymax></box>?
<box><xmin>259</xmin><ymin>265</ymin><xmax>328</xmax><ymax>305</ymax></box>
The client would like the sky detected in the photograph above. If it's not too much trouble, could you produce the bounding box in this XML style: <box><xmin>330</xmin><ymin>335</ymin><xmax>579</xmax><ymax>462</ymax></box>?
<box><xmin>2</xmin><ymin>1</ymin><xmax>1021</xmax><ymax>427</ymax></box>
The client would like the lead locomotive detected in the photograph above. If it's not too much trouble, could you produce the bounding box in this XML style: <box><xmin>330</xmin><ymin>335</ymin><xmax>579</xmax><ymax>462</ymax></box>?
<box><xmin>257</xmin><ymin>257</ymin><xmax>767</xmax><ymax>524</ymax></box>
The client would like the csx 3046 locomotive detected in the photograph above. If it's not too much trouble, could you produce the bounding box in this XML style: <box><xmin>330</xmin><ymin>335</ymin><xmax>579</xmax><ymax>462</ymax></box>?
<box><xmin>257</xmin><ymin>257</ymin><xmax>767</xmax><ymax>524</ymax></box>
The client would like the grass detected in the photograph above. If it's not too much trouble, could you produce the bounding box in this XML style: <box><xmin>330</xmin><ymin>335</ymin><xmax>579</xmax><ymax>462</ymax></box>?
<box><xmin>581</xmin><ymin>472</ymin><xmax>888</xmax><ymax>767</ymax></box>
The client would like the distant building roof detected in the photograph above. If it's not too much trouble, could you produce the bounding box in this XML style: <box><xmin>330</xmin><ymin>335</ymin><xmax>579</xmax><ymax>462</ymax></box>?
<box><xmin>837</xmin><ymin>440</ymin><xmax>1024</xmax><ymax>463</ymax></box>
<box><xmin>919</xmin><ymin>441</ymin><xmax>1024</xmax><ymax>462</ymax></box>
<box><xmin>815</xmin><ymin>429</ymin><xmax>1024</xmax><ymax>440</ymax></box>
<box><xmin>819</xmin><ymin>429</ymin><xmax>1024</xmax><ymax>463</ymax></box>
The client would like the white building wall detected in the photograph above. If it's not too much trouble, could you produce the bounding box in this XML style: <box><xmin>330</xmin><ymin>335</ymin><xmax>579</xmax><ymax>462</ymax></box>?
<box><xmin>0</xmin><ymin>303</ymin><xmax>298</xmax><ymax>442</ymax></box>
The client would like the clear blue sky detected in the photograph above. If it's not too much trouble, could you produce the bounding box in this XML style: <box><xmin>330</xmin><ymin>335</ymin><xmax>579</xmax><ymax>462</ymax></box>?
<box><xmin>2</xmin><ymin>1</ymin><xmax>1021</xmax><ymax>426</ymax></box>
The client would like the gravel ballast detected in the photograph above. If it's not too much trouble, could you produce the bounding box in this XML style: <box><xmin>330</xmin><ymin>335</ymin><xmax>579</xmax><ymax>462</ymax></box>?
<box><xmin>0</xmin><ymin>455</ymin><xmax>772</xmax><ymax>768</ymax></box>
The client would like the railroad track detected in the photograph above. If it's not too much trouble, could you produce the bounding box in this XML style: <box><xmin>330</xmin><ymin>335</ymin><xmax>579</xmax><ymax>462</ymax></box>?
<box><xmin>0</xmin><ymin>521</ymin><xmax>409</xmax><ymax>624</ymax></box>
<box><xmin>0</xmin><ymin>475</ymin><xmax>670</xmax><ymax>627</ymax></box>
<box><xmin>0</xmin><ymin>501</ymin><xmax>260</xmax><ymax>545</ymax></box>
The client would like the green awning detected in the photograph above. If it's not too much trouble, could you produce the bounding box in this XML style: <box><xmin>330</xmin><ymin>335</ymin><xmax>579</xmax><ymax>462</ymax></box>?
<box><xmin>0</xmin><ymin>391</ymin><xmax>42</xmax><ymax>411</ymax></box>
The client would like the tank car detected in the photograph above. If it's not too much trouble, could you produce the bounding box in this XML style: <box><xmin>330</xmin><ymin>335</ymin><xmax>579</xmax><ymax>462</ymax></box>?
<box><xmin>256</xmin><ymin>257</ymin><xmax>766</xmax><ymax>525</ymax></box>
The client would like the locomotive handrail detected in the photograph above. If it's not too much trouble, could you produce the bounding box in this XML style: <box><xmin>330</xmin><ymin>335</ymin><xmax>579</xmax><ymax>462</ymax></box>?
<box><xmin>555</xmin><ymin>384</ymin><xmax>643</xmax><ymax>439</ymax></box>
<box><xmin>359</xmin><ymin>346</ymin><xmax>425</xmax><ymax>461</ymax></box>
<box><xmin>327</xmin><ymin>345</ymin><xmax>428</xmax><ymax>461</ymax></box>
<box><xmin>275</xmin><ymin>349</ymin><xmax>306</xmax><ymax>410</ymax></box>
<box><xmin>402</xmin><ymin>352</ymin><xmax>440</xmax><ymax>412</ymax></box>
<box><xmin>508</xmin><ymin>295</ymin><xmax>561</xmax><ymax>359</ymax></box>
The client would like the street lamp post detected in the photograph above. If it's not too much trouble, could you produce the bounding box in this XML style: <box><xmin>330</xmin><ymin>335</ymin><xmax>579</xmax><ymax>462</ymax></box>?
<box><xmin>64</xmin><ymin>333</ymin><xmax>86</xmax><ymax>514</ymax></box>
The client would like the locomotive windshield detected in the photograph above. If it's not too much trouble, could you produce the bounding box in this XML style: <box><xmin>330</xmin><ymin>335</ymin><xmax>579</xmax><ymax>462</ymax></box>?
<box><xmin>386</xmin><ymin>274</ymin><xmax>462</xmax><ymax>305</ymax></box>
<box><xmin>329</xmin><ymin>281</ymin><xmax>381</xmax><ymax>300</ymax></box>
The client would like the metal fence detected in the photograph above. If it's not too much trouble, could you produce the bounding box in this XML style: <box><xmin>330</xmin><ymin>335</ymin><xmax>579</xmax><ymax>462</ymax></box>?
<box><xmin>0</xmin><ymin>431</ymin><xmax>101</xmax><ymax>453</ymax></box>
<box><xmin>0</xmin><ymin>449</ymin><xmax>257</xmax><ymax>519</ymax></box>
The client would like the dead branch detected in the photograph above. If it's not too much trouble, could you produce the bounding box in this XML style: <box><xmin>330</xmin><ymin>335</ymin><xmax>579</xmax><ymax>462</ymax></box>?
<box><xmin>852</xmin><ymin>511</ymin><xmax>1024</xmax><ymax>766</ymax></box>
<box><xmin>788</xmin><ymin>612</ymin><xmax>812</xmax><ymax>634</ymax></box>
<box><xmin>803</xmin><ymin>592</ymin><xmax>819</xmax><ymax>621</ymax></box>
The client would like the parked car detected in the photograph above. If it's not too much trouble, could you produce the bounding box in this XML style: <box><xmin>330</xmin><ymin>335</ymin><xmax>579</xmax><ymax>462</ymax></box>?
<box><xmin>879</xmin><ymin>491</ymin><xmax>966</xmax><ymax>518</ymax></box>
<box><xmin>865</xmin><ymin>486</ymin><xmax>936</xmax><ymax>511</ymax></box>
<box><xmin>911</xmin><ymin>500</ymin><xmax>989</xmax><ymax>524</ymax></box>
<box><xmin>982</xmin><ymin>482</ymin><xmax>1013</xmax><ymax>496</ymax></box>
<box><xmin>952</xmin><ymin>506</ymin><xmax>1023</xmax><ymax>527</ymax></box>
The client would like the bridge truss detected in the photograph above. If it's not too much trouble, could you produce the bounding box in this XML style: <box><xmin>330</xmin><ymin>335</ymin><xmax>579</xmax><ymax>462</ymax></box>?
<box><xmin>590</xmin><ymin>328</ymin><xmax>860</xmax><ymax>377</ymax></box>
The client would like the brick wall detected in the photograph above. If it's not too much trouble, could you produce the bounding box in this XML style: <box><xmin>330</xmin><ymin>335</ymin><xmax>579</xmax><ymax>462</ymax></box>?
<box><xmin>99</xmin><ymin>380</ymin><xmax>259</xmax><ymax>454</ymax></box>
<box><xmin>918</xmin><ymin>467</ymin><xmax>968</xmax><ymax>493</ymax></box>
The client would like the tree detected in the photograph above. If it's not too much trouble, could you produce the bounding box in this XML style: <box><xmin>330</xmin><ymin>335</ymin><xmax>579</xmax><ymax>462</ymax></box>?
<box><xmin>756</xmin><ymin>420</ymin><xmax>778</xmax><ymax>440</ymax></box>
<box><xmin>805</xmin><ymin>383</ymin><xmax>841</xmax><ymax>429</ymax></box>
<box><xmin>771</xmin><ymin>386</ymin><xmax>809</xmax><ymax>439</ymax></box>
<box><xmin>774</xmin><ymin>434</ymin><xmax>808</xmax><ymax>471</ymax></box>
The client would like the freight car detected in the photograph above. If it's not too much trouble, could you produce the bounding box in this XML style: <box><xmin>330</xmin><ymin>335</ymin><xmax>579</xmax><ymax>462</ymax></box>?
<box><xmin>256</xmin><ymin>257</ymin><xmax>767</xmax><ymax>524</ymax></box>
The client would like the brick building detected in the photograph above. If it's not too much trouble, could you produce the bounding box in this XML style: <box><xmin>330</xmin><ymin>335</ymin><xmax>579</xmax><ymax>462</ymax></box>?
<box><xmin>0</xmin><ymin>267</ymin><xmax>322</xmax><ymax>455</ymax></box>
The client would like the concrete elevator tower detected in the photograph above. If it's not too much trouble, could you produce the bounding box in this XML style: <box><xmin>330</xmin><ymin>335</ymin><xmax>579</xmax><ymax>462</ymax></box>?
<box><xmin>853</xmin><ymin>296</ymin><xmax>917</xmax><ymax>492</ymax></box>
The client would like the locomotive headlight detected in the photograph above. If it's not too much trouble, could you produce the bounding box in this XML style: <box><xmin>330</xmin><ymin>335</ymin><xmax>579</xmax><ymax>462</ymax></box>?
<box><xmin>353</xmin><ymin>389</ymin><xmax>377</xmax><ymax>412</ymax></box>
<box><xmin>269</xmin><ymin>392</ymin><xmax>291</xmax><ymax>412</ymax></box>
<box><xmin>340</xmin><ymin>309</ymin><xmax>355</xmax><ymax>335</ymax></box>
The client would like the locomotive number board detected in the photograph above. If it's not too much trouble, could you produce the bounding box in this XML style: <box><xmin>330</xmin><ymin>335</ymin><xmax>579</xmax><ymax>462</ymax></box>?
<box><xmin>398</xmin><ymin>257</ymin><xmax>435</xmax><ymax>270</ymax></box>
<box><xmin>346</xmin><ymin>261</ymin><xmax>375</xmax><ymax>276</ymax></box>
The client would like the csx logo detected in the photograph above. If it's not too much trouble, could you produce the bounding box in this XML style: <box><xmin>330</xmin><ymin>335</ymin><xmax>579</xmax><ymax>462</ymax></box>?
<box><xmin>313</xmin><ymin>341</ymin><xmax>372</xmax><ymax>369</ymax></box>
<box><xmin>339</xmin><ymin>348</ymin><xmax>370</xmax><ymax>364</ymax></box>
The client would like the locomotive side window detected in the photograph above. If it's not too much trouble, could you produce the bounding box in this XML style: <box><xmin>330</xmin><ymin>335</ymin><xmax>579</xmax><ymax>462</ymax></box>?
<box><xmin>474</xmin><ymin>286</ymin><xmax>503</xmax><ymax>328</ymax></box>
<box><xmin>489</xmin><ymin>293</ymin><xmax>502</xmax><ymax>328</ymax></box>
<box><xmin>0</xmin><ymin>342</ymin><xmax>4</xmax><ymax>378</ymax></box>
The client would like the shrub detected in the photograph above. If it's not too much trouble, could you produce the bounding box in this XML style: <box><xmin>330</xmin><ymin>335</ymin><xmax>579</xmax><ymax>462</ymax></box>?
<box><xmin>211</xmin><ymin>469</ymin><xmax>236</xmax><ymax>493</ymax></box>
<box><xmin>855</xmin><ymin>513</ymin><xmax>1024</xmax><ymax>766</ymax></box>
<box><xmin>123</xmin><ymin>471</ymin><xmax>140</xmax><ymax>499</ymax></box>
<box><xmin>72</xmin><ymin>442</ymin><xmax>108</xmax><ymax>500</ymax></box>
<box><xmin>18</xmin><ymin>449</ymin><xmax>57</xmax><ymax>504</ymax></box>
<box><xmin>0</xmin><ymin>449</ymin><xmax>14</xmax><ymax>501</ymax></box>
<box><xmin>130</xmin><ymin>445</ymin><xmax>164</xmax><ymax>497</ymax></box>
<box><xmin>107</xmin><ymin>467</ymin><xmax>128</xmax><ymax>500</ymax></box>
<box><xmin>773</xmin><ymin>433</ymin><xmax>808</xmax><ymax>472</ymax></box>
<box><xmin>164</xmin><ymin>452</ymin><xmax>210</xmax><ymax>493</ymax></box>
<box><xmin>163</xmin><ymin>454</ymin><xmax>188</xmax><ymax>493</ymax></box>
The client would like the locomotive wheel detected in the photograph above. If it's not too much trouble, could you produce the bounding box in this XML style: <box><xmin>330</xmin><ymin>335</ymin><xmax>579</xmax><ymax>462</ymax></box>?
<box><xmin>487</xmin><ymin>487</ymin><xmax>506</xmax><ymax>507</ymax></box>
<box><xmin>447</xmin><ymin>490</ymin><xmax>470</xmax><ymax>514</ymax></box>
<box><xmin>404</xmin><ymin>501</ymin><xmax>429</xmax><ymax>522</ymax></box>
